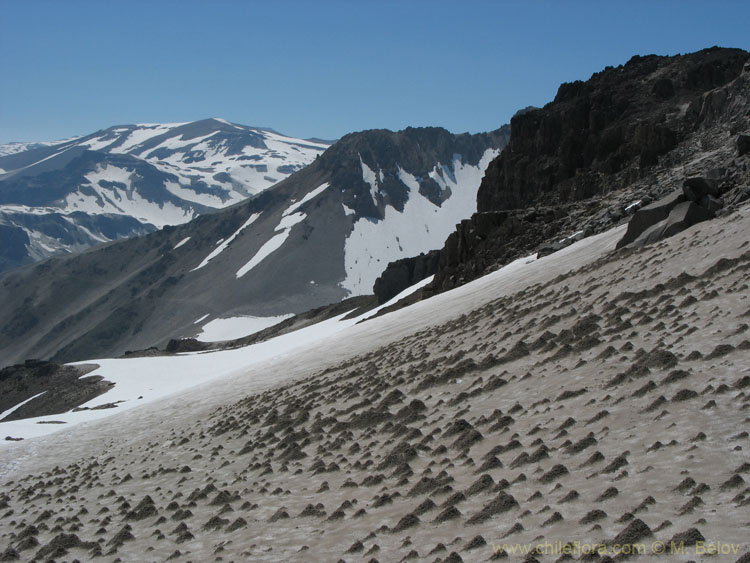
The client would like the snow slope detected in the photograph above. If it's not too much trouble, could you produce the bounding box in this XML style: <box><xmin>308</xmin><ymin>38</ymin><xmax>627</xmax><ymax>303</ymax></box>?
<box><xmin>0</xmin><ymin>220</ymin><xmax>630</xmax><ymax>445</ymax></box>
<box><xmin>195</xmin><ymin>314</ymin><xmax>294</xmax><ymax>342</ymax></box>
<box><xmin>341</xmin><ymin>148</ymin><xmax>499</xmax><ymax>294</ymax></box>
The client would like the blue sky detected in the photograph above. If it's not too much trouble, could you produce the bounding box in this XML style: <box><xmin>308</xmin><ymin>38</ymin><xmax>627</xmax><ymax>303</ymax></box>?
<box><xmin>1</xmin><ymin>0</ymin><xmax>748</xmax><ymax>143</ymax></box>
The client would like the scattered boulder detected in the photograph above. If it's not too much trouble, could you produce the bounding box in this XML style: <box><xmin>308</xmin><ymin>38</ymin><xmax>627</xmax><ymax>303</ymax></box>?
<box><xmin>682</xmin><ymin>177</ymin><xmax>720</xmax><ymax>202</ymax></box>
<box><xmin>616</xmin><ymin>190</ymin><xmax>684</xmax><ymax>249</ymax></box>
<box><xmin>631</xmin><ymin>201</ymin><xmax>714</xmax><ymax>248</ymax></box>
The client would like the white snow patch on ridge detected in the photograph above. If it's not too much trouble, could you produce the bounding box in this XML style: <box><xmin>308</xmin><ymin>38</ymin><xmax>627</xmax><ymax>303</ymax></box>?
<box><xmin>341</xmin><ymin>148</ymin><xmax>499</xmax><ymax>295</ymax></box>
<box><xmin>235</xmin><ymin>211</ymin><xmax>305</xmax><ymax>278</ymax></box>
<box><xmin>107</xmin><ymin>123</ymin><xmax>184</xmax><ymax>154</ymax></box>
<box><xmin>360</xmin><ymin>156</ymin><xmax>380</xmax><ymax>205</ymax></box>
<box><xmin>283</xmin><ymin>182</ymin><xmax>330</xmax><ymax>216</ymax></box>
<box><xmin>173</xmin><ymin>236</ymin><xmax>191</xmax><ymax>250</ymax></box>
<box><xmin>193</xmin><ymin>314</ymin><xmax>210</xmax><ymax>325</ymax></box>
<box><xmin>192</xmin><ymin>213</ymin><xmax>261</xmax><ymax>271</ymax></box>
<box><xmin>65</xmin><ymin>164</ymin><xmax>193</xmax><ymax>228</ymax></box>
<box><xmin>197</xmin><ymin>315</ymin><xmax>294</xmax><ymax>342</ymax></box>
<box><xmin>163</xmin><ymin>180</ymin><xmax>229</xmax><ymax>208</ymax></box>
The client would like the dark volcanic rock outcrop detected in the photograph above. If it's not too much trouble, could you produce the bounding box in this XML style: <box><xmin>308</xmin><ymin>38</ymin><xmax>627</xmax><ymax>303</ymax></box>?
<box><xmin>629</xmin><ymin>200</ymin><xmax>714</xmax><ymax>248</ymax></box>
<box><xmin>430</xmin><ymin>47</ymin><xmax>750</xmax><ymax>293</ymax></box>
<box><xmin>0</xmin><ymin>360</ymin><xmax>108</xmax><ymax>421</ymax></box>
<box><xmin>477</xmin><ymin>49</ymin><xmax>747</xmax><ymax>213</ymax></box>
<box><xmin>373</xmin><ymin>251</ymin><xmax>440</xmax><ymax>304</ymax></box>
<box><xmin>616</xmin><ymin>190</ymin><xmax>686</xmax><ymax>249</ymax></box>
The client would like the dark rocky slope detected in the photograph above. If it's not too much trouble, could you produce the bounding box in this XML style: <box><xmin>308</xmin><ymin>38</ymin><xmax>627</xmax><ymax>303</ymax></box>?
<box><xmin>427</xmin><ymin>47</ymin><xmax>750</xmax><ymax>294</ymax></box>
<box><xmin>0</xmin><ymin>361</ymin><xmax>108</xmax><ymax>423</ymax></box>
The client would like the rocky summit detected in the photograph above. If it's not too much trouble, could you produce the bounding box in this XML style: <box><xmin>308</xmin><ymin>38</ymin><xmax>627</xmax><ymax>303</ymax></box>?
<box><xmin>427</xmin><ymin>47</ymin><xmax>750</xmax><ymax>295</ymax></box>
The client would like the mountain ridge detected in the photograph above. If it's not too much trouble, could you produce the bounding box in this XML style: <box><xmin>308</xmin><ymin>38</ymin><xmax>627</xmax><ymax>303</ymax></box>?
<box><xmin>0</xmin><ymin>125</ymin><xmax>509</xmax><ymax>366</ymax></box>
<box><xmin>425</xmin><ymin>46</ymin><xmax>750</xmax><ymax>294</ymax></box>
<box><xmin>0</xmin><ymin>119</ymin><xmax>330</xmax><ymax>271</ymax></box>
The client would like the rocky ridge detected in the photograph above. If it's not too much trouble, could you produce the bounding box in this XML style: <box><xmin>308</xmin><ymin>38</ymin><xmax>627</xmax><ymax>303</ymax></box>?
<box><xmin>428</xmin><ymin>47</ymin><xmax>750</xmax><ymax>294</ymax></box>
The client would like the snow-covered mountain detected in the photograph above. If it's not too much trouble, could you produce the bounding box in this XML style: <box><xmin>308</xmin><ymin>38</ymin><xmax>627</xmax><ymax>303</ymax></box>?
<box><xmin>0</xmin><ymin>139</ymin><xmax>75</xmax><ymax>158</ymax></box>
<box><xmin>0</xmin><ymin>126</ymin><xmax>510</xmax><ymax>365</ymax></box>
<box><xmin>0</xmin><ymin>119</ymin><xmax>330</xmax><ymax>271</ymax></box>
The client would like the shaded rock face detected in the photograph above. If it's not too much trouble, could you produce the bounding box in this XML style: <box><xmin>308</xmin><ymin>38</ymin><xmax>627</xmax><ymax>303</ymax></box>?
<box><xmin>616</xmin><ymin>191</ymin><xmax>686</xmax><ymax>249</ymax></box>
<box><xmin>431</xmin><ymin>47</ymin><xmax>750</xmax><ymax>293</ymax></box>
<box><xmin>373</xmin><ymin>251</ymin><xmax>440</xmax><ymax>304</ymax></box>
<box><xmin>318</xmin><ymin>126</ymin><xmax>510</xmax><ymax>219</ymax></box>
<box><xmin>738</xmin><ymin>134</ymin><xmax>750</xmax><ymax>156</ymax></box>
<box><xmin>438</xmin><ymin>212</ymin><xmax>526</xmax><ymax>284</ymax></box>
<box><xmin>477</xmin><ymin>48</ymin><xmax>747</xmax><ymax>214</ymax></box>
<box><xmin>0</xmin><ymin>360</ymin><xmax>108</xmax><ymax>421</ymax></box>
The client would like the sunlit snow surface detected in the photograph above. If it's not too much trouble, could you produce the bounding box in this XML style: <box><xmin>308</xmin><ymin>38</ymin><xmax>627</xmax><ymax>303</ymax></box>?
<box><xmin>196</xmin><ymin>314</ymin><xmax>294</xmax><ymax>342</ymax></box>
<box><xmin>0</xmin><ymin>225</ymin><xmax>627</xmax><ymax>445</ymax></box>
<box><xmin>65</xmin><ymin>164</ymin><xmax>193</xmax><ymax>228</ymax></box>
<box><xmin>191</xmin><ymin>213</ymin><xmax>261</xmax><ymax>271</ymax></box>
<box><xmin>0</xmin><ymin>272</ymin><xmax>443</xmax><ymax>443</ymax></box>
<box><xmin>341</xmin><ymin>149</ymin><xmax>499</xmax><ymax>295</ymax></box>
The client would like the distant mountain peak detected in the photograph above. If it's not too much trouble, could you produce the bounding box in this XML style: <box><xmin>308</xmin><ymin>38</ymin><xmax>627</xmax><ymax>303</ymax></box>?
<box><xmin>0</xmin><ymin>119</ymin><xmax>331</xmax><ymax>271</ymax></box>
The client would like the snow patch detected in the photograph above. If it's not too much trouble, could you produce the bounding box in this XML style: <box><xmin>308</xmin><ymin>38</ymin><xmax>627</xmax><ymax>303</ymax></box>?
<box><xmin>360</xmin><ymin>156</ymin><xmax>379</xmax><ymax>205</ymax></box>
<box><xmin>65</xmin><ymin>164</ymin><xmax>193</xmax><ymax>228</ymax></box>
<box><xmin>235</xmin><ymin>211</ymin><xmax>306</xmax><ymax>278</ymax></box>
<box><xmin>197</xmin><ymin>315</ymin><xmax>294</xmax><ymax>342</ymax></box>
<box><xmin>107</xmin><ymin>123</ymin><xmax>182</xmax><ymax>154</ymax></box>
<box><xmin>625</xmin><ymin>200</ymin><xmax>642</xmax><ymax>213</ymax></box>
<box><xmin>283</xmin><ymin>182</ymin><xmax>330</xmax><ymax>216</ymax></box>
<box><xmin>173</xmin><ymin>236</ymin><xmax>190</xmax><ymax>250</ymax></box>
<box><xmin>193</xmin><ymin>314</ymin><xmax>210</xmax><ymax>325</ymax></box>
<box><xmin>192</xmin><ymin>212</ymin><xmax>261</xmax><ymax>271</ymax></box>
<box><xmin>341</xmin><ymin>149</ymin><xmax>499</xmax><ymax>295</ymax></box>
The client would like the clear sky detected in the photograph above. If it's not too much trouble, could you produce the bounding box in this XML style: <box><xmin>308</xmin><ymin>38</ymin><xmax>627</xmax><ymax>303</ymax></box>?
<box><xmin>1</xmin><ymin>0</ymin><xmax>748</xmax><ymax>143</ymax></box>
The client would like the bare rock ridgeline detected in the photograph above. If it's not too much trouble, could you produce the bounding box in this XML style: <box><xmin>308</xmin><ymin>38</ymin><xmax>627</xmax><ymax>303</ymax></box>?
<box><xmin>431</xmin><ymin>47</ymin><xmax>750</xmax><ymax>293</ymax></box>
